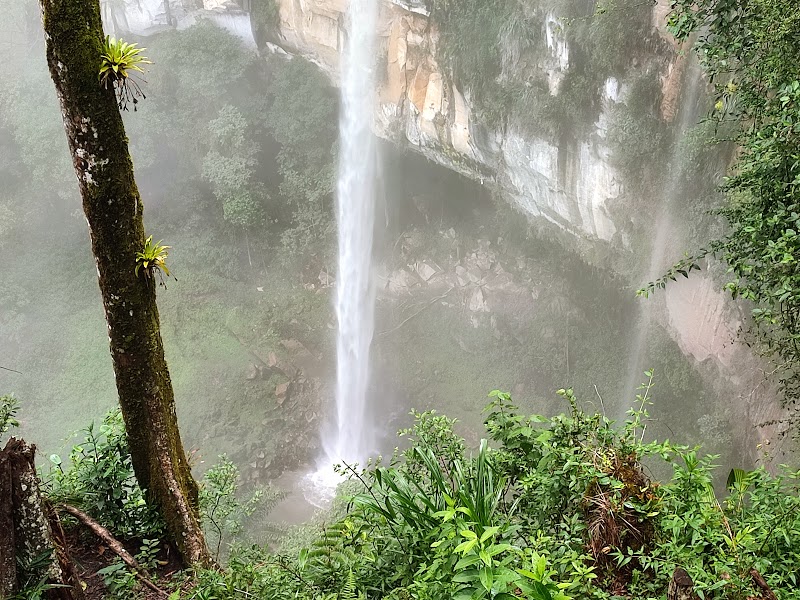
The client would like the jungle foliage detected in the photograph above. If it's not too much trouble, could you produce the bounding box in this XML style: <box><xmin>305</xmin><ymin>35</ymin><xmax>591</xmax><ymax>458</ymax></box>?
<box><xmin>643</xmin><ymin>0</ymin><xmax>800</xmax><ymax>428</ymax></box>
<box><xmin>46</xmin><ymin>411</ymin><xmax>165</xmax><ymax>539</ymax></box>
<box><xmin>183</xmin><ymin>383</ymin><xmax>799</xmax><ymax>600</ymax></box>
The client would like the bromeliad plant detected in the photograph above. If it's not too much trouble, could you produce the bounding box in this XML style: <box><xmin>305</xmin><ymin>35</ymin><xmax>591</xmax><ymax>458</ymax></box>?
<box><xmin>135</xmin><ymin>235</ymin><xmax>174</xmax><ymax>287</ymax></box>
<box><xmin>99</xmin><ymin>35</ymin><xmax>152</xmax><ymax>111</ymax></box>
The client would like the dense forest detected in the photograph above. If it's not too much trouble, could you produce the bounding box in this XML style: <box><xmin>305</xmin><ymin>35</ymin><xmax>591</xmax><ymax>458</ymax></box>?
<box><xmin>1</xmin><ymin>0</ymin><xmax>800</xmax><ymax>598</ymax></box>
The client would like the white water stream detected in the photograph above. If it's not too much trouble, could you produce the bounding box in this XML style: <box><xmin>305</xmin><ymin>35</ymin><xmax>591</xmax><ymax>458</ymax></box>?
<box><xmin>326</xmin><ymin>0</ymin><xmax>379</xmax><ymax>467</ymax></box>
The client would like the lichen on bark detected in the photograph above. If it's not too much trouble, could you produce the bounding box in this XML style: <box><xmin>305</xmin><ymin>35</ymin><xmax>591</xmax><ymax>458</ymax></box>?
<box><xmin>38</xmin><ymin>0</ymin><xmax>211</xmax><ymax>567</ymax></box>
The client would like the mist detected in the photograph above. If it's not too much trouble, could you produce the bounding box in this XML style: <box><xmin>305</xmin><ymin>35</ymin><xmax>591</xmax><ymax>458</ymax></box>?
<box><xmin>0</xmin><ymin>0</ymin><xmax>790</xmax><ymax>533</ymax></box>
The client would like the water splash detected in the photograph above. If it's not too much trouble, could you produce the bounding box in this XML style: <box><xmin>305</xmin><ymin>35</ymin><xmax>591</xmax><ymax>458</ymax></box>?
<box><xmin>325</xmin><ymin>0</ymin><xmax>379</xmax><ymax>467</ymax></box>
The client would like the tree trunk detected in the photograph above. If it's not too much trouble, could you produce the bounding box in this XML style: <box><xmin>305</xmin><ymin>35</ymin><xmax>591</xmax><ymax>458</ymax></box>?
<box><xmin>0</xmin><ymin>438</ymin><xmax>84</xmax><ymax>600</ymax></box>
<box><xmin>0</xmin><ymin>443</ymin><xmax>16</xmax><ymax>598</ymax></box>
<box><xmin>38</xmin><ymin>0</ymin><xmax>211</xmax><ymax>567</ymax></box>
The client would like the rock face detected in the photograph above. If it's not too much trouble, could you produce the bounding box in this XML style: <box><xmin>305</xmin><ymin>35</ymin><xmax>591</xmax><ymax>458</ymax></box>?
<box><xmin>106</xmin><ymin>0</ymin><xmax>680</xmax><ymax>244</ymax></box>
<box><xmin>273</xmin><ymin>0</ymin><xmax>629</xmax><ymax>242</ymax></box>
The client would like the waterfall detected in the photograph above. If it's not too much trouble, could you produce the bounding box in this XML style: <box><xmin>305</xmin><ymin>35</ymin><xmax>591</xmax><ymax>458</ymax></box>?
<box><xmin>325</xmin><ymin>0</ymin><xmax>379</xmax><ymax>466</ymax></box>
<box><xmin>623</xmin><ymin>58</ymin><xmax>703</xmax><ymax>404</ymax></box>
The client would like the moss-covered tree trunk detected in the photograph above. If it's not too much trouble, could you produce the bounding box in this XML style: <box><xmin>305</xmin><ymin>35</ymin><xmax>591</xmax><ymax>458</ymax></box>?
<box><xmin>39</xmin><ymin>0</ymin><xmax>211</xmax><ymax>567</ymax></box>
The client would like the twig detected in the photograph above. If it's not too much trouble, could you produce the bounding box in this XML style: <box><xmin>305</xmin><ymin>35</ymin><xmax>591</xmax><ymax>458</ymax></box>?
<box><xmin>593</xmin><ymin>385</ymin><xmax>606</xmax><ymax>419</ymax></box>
<box><xmin>0</xmin><ymin>366</ymin><xmax>21</xmax><ymax>374</ymax></box>
<box><xmin>378</xmin><ymin>288</ymin><xmax>454</xmax><ymax>337</ymax></box>
<box><xmin>58</xmin><ymin>504</ymin><xmax>168</xmax><ymax>598</ymax></box>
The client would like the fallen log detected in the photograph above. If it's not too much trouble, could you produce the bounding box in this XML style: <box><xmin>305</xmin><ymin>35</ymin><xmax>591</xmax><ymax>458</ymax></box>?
<box><xmin>749</xmin><ymin>568</ymin><xmax>778</xmax><ymax>600</ymax></box>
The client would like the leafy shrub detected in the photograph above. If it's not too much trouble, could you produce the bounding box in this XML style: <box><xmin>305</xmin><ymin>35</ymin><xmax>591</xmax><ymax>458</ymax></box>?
<box><xmin>200</xmin><ymin>455</ymin><xmax>284</xmax><ymax>561</ymax></box>
<box><xmin>0</xmin><ymin>392</ymin><xmax>20</xmax><ymax>441</ymax></box>
<box><xmin>46</xmin><ymin>411</ymin><xmax>164</xmax><ymax>538</ymax></box>
<box><xmin>606</xmin><ymin>72</ymin><xmax>668</xmax><ymax>184</ymax></box>
<box><xmin>96</xmin><ymin>538</ymin><xmax>163</xmax><ymax>599</ymax></box>
<box><xmin>186</xmin><ymin>376</ymin><xmax>800</xmax><ymax>600</ymax></box>
<box><xmin>251</xmin><ymin>0</ymin><xmax>280</xmax><ymax>47</ymax></box>
<box><xmin>264</xmin><ymin>56</ymin><xmax>337</xmax><ymax>255</ymax></box>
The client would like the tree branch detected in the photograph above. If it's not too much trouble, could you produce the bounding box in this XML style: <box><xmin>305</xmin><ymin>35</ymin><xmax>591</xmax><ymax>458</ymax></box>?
<box><xmin>58</xmin><ymin>504</ymin><xmax>168</xmax><ymax>598</ymax></box>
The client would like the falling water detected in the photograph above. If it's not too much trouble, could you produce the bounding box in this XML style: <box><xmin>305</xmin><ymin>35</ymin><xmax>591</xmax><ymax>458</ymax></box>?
<box><xmin>325</xmin><ymin>0</ymin><xmax>379</xmax><ymax>466</ymax></box>
<box><xmin>623</xmin><ymin>58</ymin><xmax>703</xmax><ymax>404</ymax></box>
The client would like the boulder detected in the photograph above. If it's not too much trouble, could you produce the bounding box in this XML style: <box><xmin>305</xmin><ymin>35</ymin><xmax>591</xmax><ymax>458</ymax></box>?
<box><xmin>281</xmin><ymin>339</ymin><xmax>313</xmax><ymax>358</ymax></box>
<box><xmin>386</xmin><ymin>269</ymin><xmax>419</xmax><ymax>295</ymax></box>
<box><xmin>468</xmin><ymin>286</ymin><xmax>489</xmax><ymax>313</ymax></box>
<box><xmin>275</xmin><ymin>382</ymin><xmax>291</xmax><ymax>404</ymax></box>
<box><xmin>414</xmin><ymin>261</ymin><xmax>439</xmax><ymax>281</ymax></box>
<box><xmin>466</xmin><ymin>264</ymin><xmax>484</xmax><ymax>284</ymax></box>
<box><xmin>245</xmin><ymin>363</ymin><xmax>261</xmax><ymax>380</ymax></box>
<box><xmin>318</xmin><ymin>270</ymin><xmax>335</xmax><ymax>287</ymax></box>
<box><xmin>483</xmin><ymin>272</ymin><xmax>515</xmax><ymax>293</ymax></box>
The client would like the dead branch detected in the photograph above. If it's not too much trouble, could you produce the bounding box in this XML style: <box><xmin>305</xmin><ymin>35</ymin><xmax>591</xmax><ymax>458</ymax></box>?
<box><xmin>58</xmin><ymin>504</ymin><xmax>167</xmax><ymax>597</ymax></box>
<box><xmin>379</xmin><ymin>288</ymin><xmax>454</xmax><ymax>337</ymax></box>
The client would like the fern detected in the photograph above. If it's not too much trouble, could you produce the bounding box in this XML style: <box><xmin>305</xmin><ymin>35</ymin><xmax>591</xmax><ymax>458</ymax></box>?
<box><xmin>340</xmin><ymin>569</ymin><xmax>357</xmax><ymax>600</ymax></box>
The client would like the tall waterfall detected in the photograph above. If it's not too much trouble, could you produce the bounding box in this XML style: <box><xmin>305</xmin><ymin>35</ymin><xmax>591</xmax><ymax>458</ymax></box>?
<box><xmin>325</xmin><ymin>0</ymin><xmax>379</xmax><ymax>466</ymax></box>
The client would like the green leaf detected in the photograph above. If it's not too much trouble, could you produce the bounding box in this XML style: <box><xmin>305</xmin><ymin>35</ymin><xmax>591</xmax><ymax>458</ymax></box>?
<box><xmin>479</xmin><ymin>526</ymin><xmax>500</xmax><ymax>542</ymax></box>
<box><xmin>455</xmin><ymin>554</ymin><xmax>482</xmax><ymax>570</ymax></box>
<box><xmin>453</xmin><ymin>569</ymin><xmax>479</xmax><ymax>583</ymax></box>
<box><xmin>479</xmin><ymin>549</ymin><xmax>492</xmax><ymax>566</ymax></box>
<box><xmin>455</xmin><ymin>539</ymin><xmax>479</xmax><ymax>555</ymax></box>
<box><xmin>479</xmin><ymin>567</ymin><xmax>493</xmax><ymax>592</ymax></box>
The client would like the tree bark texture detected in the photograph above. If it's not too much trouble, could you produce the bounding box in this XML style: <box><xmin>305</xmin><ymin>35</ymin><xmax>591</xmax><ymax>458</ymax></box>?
<box><xmin>38</xmin><ymin>0</ymin><xmax>211</xmax><ymax>566</ymax></box>
<box><xmin>0</xmin><ymin>438</ymin><xmax>84</xmax><ymax>600</ymax></box>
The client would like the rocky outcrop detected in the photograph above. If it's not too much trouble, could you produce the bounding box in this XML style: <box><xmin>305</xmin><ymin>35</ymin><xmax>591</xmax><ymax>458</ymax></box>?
<box><xmin>264</xmin><ymin>0</ymin><xmax>683</xmax><ymax>246</ymax></box>
<box><xmin>273</xmin><ymin>0</ymin><xmax>628</xmax><ymax>242</ymax></box>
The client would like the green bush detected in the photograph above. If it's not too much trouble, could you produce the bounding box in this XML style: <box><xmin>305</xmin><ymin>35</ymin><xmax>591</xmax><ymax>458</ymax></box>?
<box><xmin>46</xmin><ymin>411</ymin><xmax>164</xmax><ymax>538</ymax></box>
<box><xmin>200</xmin><ymin>455</ymin><xmax>285</xmax><ymax>561</ymax></box>
<box><xmin>606</xmin><ymin>72</ymin><xmax>668</xmax><ymax>184</ymax></box>
<box><xmin>251</xmin><ymin>0</ymin><xmax>281</xmax><ymax>47</ymax></box>
<box><xmin>264</xmin><ymin>56</ymin><xmax>337</xmax><ymax>255</ymax></box>
<box><xmin>0</xmin><ymin>393</ymin><xmax>19</xmax><ymax>441</ymax></box>
<box><xmin>185</xmin><ymin>379</ymin><xmax>800</xmax><ymax>600</ymax></box>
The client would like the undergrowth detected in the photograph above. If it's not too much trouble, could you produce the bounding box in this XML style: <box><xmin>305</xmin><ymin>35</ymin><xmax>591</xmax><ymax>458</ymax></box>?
<box><xmin>182</xmin><ymin>377</ymin><xmax>800</xmax><ymax>600</ymax></box>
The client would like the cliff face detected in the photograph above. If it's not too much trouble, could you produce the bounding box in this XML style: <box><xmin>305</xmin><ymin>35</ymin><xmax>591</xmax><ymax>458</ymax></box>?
<box><xmin>273</xmin><ymin>0</ymin><xmax>634</xmax><ymax>242</ymax></box>
<box><xmin>105</xmin><ymin>0</ymin><xmax>680</xmax><ymax>244</ymax></box>
<box><xmin>101</xmin><ymin>0</ymin><xmax>256</xmax><ymax>47</ymax></box>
